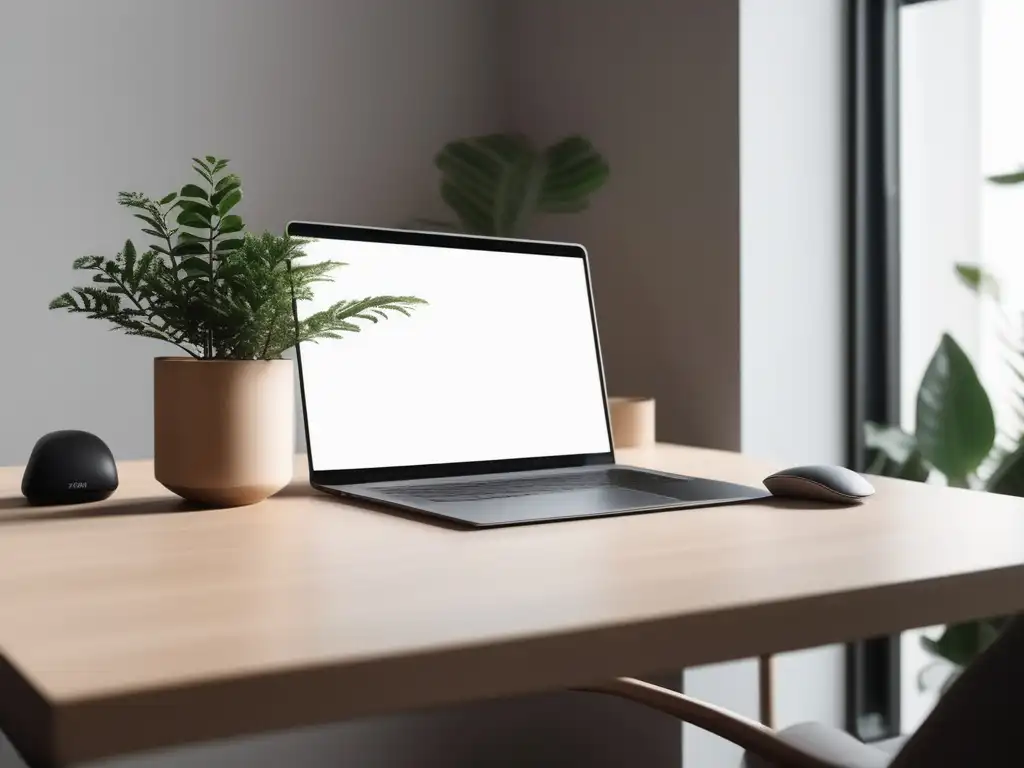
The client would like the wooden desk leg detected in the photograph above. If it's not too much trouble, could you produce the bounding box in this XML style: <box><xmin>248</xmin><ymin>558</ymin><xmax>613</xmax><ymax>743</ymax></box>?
<box><xmin>759</xmin><ymin>653</ymin><xmax>775</xmax><ymax>728</ymax></box>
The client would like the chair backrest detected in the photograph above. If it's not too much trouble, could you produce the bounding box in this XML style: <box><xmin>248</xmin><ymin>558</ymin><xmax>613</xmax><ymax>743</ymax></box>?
<box><xmin>888</xmin><ymin>616</ymin><xmax>1024</xmax><ymax>767</ymax></box>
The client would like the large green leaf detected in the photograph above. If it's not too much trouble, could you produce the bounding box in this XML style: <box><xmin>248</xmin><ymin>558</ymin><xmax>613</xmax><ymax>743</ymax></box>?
<box><xmin>922</xmin><ymin>620</ymin><xmax>1002</xmax><ymax>669</ymax></box>
<box><xmin>915</xmin><ymin>333</ymin><xmax>995</xmax><ymax>483</ymax></box>
<box><xmin>180</xmin><ymin>184</ymin><xmax>208</xmax><ymax>200</ymax></box>
<box><xmin>540</xmin><ymin>135</ymin><xmax>610</xmax><ymax>211</ymax></box>
<box><xmin>217</xmin><ymin>189</ymin><xmax>242</xmax><ymax>217</ymax></box>
<box><xmin>435</xmin><ymin>134</ymin><xmax>538</xmax><ymax>236</ymax></box>
<box><xmin>218</xmin><ymin>214</ymin><xmax>243</xmax><ymax>234</ymax></box>
<box><xmin>434</xmin><ymin>133</ymin><xmax>608</xmax><ymax>237</ymax></box>
<box><xmin>985</xmin><ymin>441</ymin><xmax>1024</xmax><ymax>496</ymax></box>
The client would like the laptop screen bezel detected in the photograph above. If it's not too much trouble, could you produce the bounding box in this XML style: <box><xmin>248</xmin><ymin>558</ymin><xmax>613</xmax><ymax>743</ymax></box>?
<box><xmin>287</xmin><ymin>221</ymin><xmax>617</xmax><ymax>487</ymax></box>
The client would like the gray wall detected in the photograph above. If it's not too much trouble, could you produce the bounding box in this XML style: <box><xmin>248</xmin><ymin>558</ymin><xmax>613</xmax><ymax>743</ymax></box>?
<box><xmin>0</xmin><ymin>0</ymin><xmax>500</xmax><ymax>466</ymax></box>
<box><xmin>503</xmin><ymin>0</ymin><xmax>743</xmax><ymax>451</ymax></box>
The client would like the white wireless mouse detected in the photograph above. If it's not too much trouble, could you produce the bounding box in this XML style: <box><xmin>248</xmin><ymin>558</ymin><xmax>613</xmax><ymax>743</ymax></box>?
<box><xmin>763</xmin><ymin>465</ymin><xmax>875</xmax><ymax>504</ymax></box>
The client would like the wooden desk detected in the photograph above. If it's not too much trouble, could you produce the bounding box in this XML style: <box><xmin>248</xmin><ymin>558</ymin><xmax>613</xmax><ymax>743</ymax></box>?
<box><xmin>1</xmin><ymin>444</ymin><xmax>1023</xmax><ymax>766</ymax></box>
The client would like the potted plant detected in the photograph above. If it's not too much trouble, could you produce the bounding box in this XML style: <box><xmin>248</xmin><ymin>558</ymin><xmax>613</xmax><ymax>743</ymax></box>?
<box><xmin>51</xmin><ymin>157</ymin><xmax>425</xmax><ymax>506</ymax></box>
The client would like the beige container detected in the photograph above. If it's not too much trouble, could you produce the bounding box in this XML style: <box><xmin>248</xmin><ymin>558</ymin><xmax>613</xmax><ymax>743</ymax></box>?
<box><xmin>154</xmin><ymin>358</ymin><xmax>294</xmax><ymax>507</ymax></box>
<box><xmin>608</xmin><ymin>397</ymin><xmax>656</xmax><ymax>449</ymax></box>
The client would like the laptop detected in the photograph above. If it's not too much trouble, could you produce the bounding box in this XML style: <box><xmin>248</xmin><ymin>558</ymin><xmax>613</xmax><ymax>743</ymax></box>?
<box><xmin>289</xmin><ymin>222</ymin><xmax>769</xmax><ymax>527</ymax></box>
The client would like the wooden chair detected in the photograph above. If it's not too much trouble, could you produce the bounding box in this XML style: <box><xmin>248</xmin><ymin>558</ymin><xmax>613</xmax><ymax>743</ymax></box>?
<box><xmin>582</xmin><ymin>615</ymin><xmax>1024</xmax><ymax>767</ymax></box>
<box><xmin>582</xmin><ymin>678</ymin><xmax>904</xmax><ymax>768</ymax></box>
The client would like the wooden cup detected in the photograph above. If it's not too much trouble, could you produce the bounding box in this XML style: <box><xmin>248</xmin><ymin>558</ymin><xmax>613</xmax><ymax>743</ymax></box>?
<box><xmin>608</xmin><ymin>397</ymin><xmax>656</xmax><ymax>449</ymax></box>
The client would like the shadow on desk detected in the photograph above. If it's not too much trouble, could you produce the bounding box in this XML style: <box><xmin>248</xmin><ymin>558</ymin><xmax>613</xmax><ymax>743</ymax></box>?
<box><xmin>0</xmin><ymin>483</ymin><xmax>849</xmax><ymax>529</ymax></box>
<box><xmin>0</xmin><ymin>495</ymin><xmax>198</xmax><ymax>524</ymax></box>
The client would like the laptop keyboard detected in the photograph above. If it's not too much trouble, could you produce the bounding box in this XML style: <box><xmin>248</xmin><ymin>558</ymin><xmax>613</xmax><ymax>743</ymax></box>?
<box><xmin>377</xmin><ymin>469</ymin><xmax>690</xmax><ymax>503</ymax></box>
<box><xmin>383</xmin><ymin>472</ymin><xmax>617</xmax><ymax>503</ymax></box>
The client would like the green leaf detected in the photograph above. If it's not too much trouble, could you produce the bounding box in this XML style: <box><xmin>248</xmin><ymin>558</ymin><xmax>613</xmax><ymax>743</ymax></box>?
<box><xmin>178</xmin><ymin>256</ymin><xmax>211</xmax><ymax>275</ymax></box>
<box><xmin>217</xmin><ymin>189</ymin><xmax>242</xmax><ymax>216</ymax></box>
<box><xmin>215</xmin><ymin>237</ymin><xmax>245</xmax><ymax>253</ymax></box>
<box><xmin>133</xmin><ymin>213</ymin><xmax>165</xmax><ymax>232</ymax></box>
<box><xmin>441</xmin><ymin>181</ymin><xmax>494</xmax><ymax>235</ymax></box>
<box><xmin>49</xmin><ymin>292</ymin><xmax>77</xmax><ymax>310</ymax></box>
<box><xmin>433</xmin><ymin>133</ymin><xmax>608</xmax><ymax>237</ymax></box>
<box><xmin>177</xmin><ymin>199</ymin><xmax>216</xmax><ymax>218</ymax></box>
<box><xmin>540</xmin><ymin>135</ymin><xmax>610</xmax><ymax>209</ymax></box>
<box><xmin>217</xmin><ymin>214</ymin><xmax>243</xmax><ymax>234</ymax></box>
<box><xmin>177</xmin><ymin>210</ymin><xmax>211</xmax><ymax>229</ymax></box>
<box><xmin>205</xmin><ymin>155</ymin><xmax>217</xmax><ymax>164</ymax></box>
<box><xmin>954</xmin><ymin>263</ymin><xmax>1001</xmax><ymax>301</ymax></box>
<box><xmin>988</xmin><ymin>168</ymin><xmax>1024</xmax><ymax>185</ymax></box>
<box><xmin>172</xmin><ymin>241</ymin><xmax>209</xmax><ymax>257</ymax></box>
<box><xmin>864</xmin><ymin>423</ymin><xmax>931</xmax><ymax>482</ymax></box>
<box><xmin>985</xmin><ymin>441</ymin><xmax>1024</xmax><ymax>496</ymax></box>
<box><xmin>180</xmin><ymin>184</ymin><xmax>208</xmax><ymax>200</ymax></box>
<box><xmin>192</xmin><ymin>157</ymin><xmax>212</xmax><ymax>172</ymax></box>
<box><xmin>922</xmin><ymin>621</ymin><xmax>1001</xmax><ymax>669</ymax></box>
<box><xmin>915</xmin><ymin>333</ymin><xmax>995</xmax><ymax>480</ymax></box>
<box><xmin>896</xmin><ymin>451</ymin><xmax>931</xmax><ymax>483</ymax></box>
<box><xmin>215</xmin><ymin>173</ymin><xmax>241</xmax><ymax>192</ymax></box>
<box><xmin>122</xmin><ymin>240</ymin><xmax>136</xmax><ymax>275</ymax></box>
<box><xmin>159</xmin><ymin>192</ymin><xmax>177</xmax><ymax>206</ymax></box>
<box><xmin>435</xmin><ymin>135</ymin><xmax>545</xmax><ymax>236</ymax></box>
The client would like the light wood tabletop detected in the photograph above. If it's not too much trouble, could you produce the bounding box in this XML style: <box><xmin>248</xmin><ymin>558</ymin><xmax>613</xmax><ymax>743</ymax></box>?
<box><xmin>1</xmin><ymin>444</ymin><xmax>1023</xmax><ymax>766</ymax></box>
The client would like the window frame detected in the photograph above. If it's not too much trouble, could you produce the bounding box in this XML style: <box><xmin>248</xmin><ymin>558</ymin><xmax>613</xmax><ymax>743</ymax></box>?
<box><xmin>844</xmin><ymin>0</ymin><xmax>905</xmax><ymax>743</ymax></box>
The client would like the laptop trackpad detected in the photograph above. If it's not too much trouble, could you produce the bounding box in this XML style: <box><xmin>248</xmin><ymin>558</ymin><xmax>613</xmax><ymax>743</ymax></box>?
<box><xmin>443</xmin><ymin>487</ymin><xmax>679</xmax><ymax>526</ymax></box>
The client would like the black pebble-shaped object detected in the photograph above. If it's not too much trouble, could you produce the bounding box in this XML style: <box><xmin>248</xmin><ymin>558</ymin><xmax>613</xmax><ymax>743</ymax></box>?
<box><xmin>21</xmin><ymin>430</ymin><xmax>118</xmax><ymax>505</ymax></box>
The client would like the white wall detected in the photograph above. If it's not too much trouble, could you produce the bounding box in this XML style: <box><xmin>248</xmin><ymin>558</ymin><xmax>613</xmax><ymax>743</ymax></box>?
<box><xmin>899</xmin><ymin>0</ymin><xmax>983</xmax><ymax>425</ymax></box>
<box><xmin>681</xmin><ymin>2</ymin><xmax>848</xmax><ymax>767</ymax></box>
<box><xmin>898</xmin><ymin>0</ymin><xmax>982</xmax><ymax>734</ymax></box>
<box><xmin>0</xmin><ymin>0</ymin><xmax>500</xmax><ymax>466</ymax></box>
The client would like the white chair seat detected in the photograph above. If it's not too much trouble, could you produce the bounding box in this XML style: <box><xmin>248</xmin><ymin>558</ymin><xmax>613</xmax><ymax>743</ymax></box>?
<box><xmin>742</xmin><ymin>723</ymin><xmax>909</xmax><ymax>768</ymax></box>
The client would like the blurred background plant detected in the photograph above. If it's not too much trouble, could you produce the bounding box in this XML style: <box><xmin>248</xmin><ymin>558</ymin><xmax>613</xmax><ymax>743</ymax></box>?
<box><xmin>420</xmin><ymin>133</ymin><xmax>609</xmax><ymax>237</ymax></box>
<box><xmin>865</xmin><ymin>168</ymin><xmax>1024</xmax><ymax>691</ymax></box>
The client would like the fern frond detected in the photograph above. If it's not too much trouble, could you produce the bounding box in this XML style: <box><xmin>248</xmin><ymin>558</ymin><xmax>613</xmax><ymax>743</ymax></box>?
<box><xmin>53</xmin><ymin>168</ymin><xmax>426</xmax><ymax>360</ymax></box>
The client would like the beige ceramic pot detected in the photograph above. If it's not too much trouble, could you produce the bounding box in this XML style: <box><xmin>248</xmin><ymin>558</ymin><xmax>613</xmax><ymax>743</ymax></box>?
<box><xmin>154</xmin><ymin>357</ymin><xmax>294</xmax><ymax>507</ymax></box>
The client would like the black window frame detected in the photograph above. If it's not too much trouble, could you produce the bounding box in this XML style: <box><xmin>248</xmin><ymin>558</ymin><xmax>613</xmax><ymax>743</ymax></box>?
<box><xmin>845</xmin><ymin>0</ymin><xmax>905</xmax><ymax>743</ymax></box>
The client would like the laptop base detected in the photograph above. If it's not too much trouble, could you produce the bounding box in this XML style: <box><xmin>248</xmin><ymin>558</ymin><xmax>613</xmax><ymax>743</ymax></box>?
<box><xmin>319</xmin><ymin>465</ymin><xmax>770</xmax><ymax>528</ymax></box>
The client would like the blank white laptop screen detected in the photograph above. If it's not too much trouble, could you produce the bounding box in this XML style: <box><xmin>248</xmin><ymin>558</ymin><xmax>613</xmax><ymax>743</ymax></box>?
<box><xmin>294</xmin><ymin>236</ymin><xmax>612</xmax><ymax>472</ymax></box>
